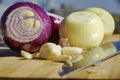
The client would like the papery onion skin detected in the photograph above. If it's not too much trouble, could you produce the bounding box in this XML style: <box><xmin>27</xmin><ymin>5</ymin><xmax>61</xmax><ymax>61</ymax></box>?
<box><xmin>47</xmin><ymin>13</ymin><xmax>64</xmax><ymax>44</ymax></box>
<box><xmin>1</xmin><ymin>2</ymin><xmax>52</xmax><ymax>53</ymax></box>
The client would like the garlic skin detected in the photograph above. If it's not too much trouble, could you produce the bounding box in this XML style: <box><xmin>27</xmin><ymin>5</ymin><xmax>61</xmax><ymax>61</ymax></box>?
<box><xmin>58</xmin><ymin>38</ymin><xmax>70</xmax><ymax>47</ymax></box>
<box><xmin>39</xmin><ymin>43</ymin><xmax>61</xmax><ymax>60</ymax></box>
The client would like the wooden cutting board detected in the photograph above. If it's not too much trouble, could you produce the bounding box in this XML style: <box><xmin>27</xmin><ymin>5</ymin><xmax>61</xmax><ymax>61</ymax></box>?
<box><xmin>0</xmin><ymin>34</ymin><xmax>120</xmax><ymax>79</ymax></box>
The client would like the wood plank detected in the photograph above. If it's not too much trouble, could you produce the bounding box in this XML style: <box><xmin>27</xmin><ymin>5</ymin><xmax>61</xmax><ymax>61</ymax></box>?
<box><xmin>0</xmin><ymin>34</ymin><xmax>120</xmax><ymax>79</ymax></box>
<box><xmin>67</xmin><ymin>54</ymin><xmax>120</xmax><ymax>79</ymax></box>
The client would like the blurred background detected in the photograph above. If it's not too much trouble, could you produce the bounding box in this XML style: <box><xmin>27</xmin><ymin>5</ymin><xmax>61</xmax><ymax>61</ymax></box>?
<box><xmin>0</xmin><ymin>0</ymin><xmax>120</xmax><ymax>34</ymax></box>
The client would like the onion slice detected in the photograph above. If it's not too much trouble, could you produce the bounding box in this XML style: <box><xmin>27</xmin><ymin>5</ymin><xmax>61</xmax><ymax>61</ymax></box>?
<box><xmin>1</xmin><ymin>2</ymin><xmax>52</xmax><ymax>53</ymax></box>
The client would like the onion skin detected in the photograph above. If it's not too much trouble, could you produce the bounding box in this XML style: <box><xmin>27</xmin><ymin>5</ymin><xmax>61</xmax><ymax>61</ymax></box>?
<box><xmin>1</xmin><ymin>2</ymin><xmax>52</xmax><ymax>53</ymax></box>
<box><xmin>47</xmin><ymin>12</ymin><xmax>64</xmax><ymax>31</ymax></box>
<box><xmin>47</xmin><ymin>13</ymin><xmax>64</xmax><ymax>44</ymax></box>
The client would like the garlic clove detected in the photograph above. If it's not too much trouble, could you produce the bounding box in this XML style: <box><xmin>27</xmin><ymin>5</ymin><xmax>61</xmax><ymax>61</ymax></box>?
<box><xmin>70</xmin><ymin>55</ymin><xmax>83</xmax><ymax>63</ymax></box>
<box><xmin>20</xmin><ymin>50</ymin><xmax>37</xmax><ymax>59</ymax></box>
<box><xmin>39</xmin><ymin>43</ymin><xmax>61</xmax><ymax>60</ymax></box>
<box><xmin>53</xmin><ymin>55</ymin><xmax>72</xmax><ymax>63</ymax></box>
<box><xmin>61</xmin><ymin>47</ymin><xmax>83</xmax><ymax>57</ymax></box>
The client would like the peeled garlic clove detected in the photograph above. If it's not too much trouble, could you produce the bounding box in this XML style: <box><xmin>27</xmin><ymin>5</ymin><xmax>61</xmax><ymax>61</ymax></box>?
<box><xmin>61</xmin><ymin>47</ymin><xmax>83</xmax><ymax>57</ymax></box>
<box><xmin>23</xmin><ymin>10</ymin><xmax>35</xmax><ymax>17</ymax></box>
<box><xmin>20</xmin><ymin>50</ymin><xmax>37</xmax><ymax>59</ymax></box>
<box><xmin>53</xmin><ymin>55</ymin><xmax>72</xmax><ymax>63</ymax></box>
<box><xmin>70</xmin><ymin>55</ymin><xmax>83</xmax><ymax>63</ymax></box>
<box><xmin>74</xmin><ymin>47</ymin><xmax>106</xmax><ymax>67</ymax></box>
<box><xmin>64</xmin><ymin>61</ymin><xmax>73</xmax><ymax>67</ymax></box>
<box><xmin>39</xmin><ymin>43</ymin><xmax>61</xmax><ymax>60</ymax></box>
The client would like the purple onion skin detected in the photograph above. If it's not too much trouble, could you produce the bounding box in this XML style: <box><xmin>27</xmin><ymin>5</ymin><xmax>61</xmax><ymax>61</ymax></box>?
<box><xmin>1</xmin><ymin>2</ymin><xmax>52</xmax><ymax>53</ymax></box>
<box><xmin>47</xmin><ymin>13</ymin><xmax>64</xmax><ymax>31</ymax></box>
<box><xmin>48</xmin><ymin>13</ymin><xmax>64</xmax><ymax>44</ymax></box>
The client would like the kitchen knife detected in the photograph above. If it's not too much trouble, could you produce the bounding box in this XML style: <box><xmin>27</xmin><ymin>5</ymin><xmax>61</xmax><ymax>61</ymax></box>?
<box><xmin>59</xmin><ymin>41</ymin><xmax>120</xmax><ymax>77</ymax></box>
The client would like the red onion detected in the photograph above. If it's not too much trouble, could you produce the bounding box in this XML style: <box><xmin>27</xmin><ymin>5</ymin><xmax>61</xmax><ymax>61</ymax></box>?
<box><xmin>1</xmin><ymin>2</ymin><xmax>52</xmax><ymax>53</ymax></box>
<box><xmin>47</xmin><ymin>12</ymin><xmax>64</xmax><ymax>31</ymax></box>
<box><xmin>47</xmin><ymin>13</ymin><xmax>64</xmax><ymax>44</ymax></box>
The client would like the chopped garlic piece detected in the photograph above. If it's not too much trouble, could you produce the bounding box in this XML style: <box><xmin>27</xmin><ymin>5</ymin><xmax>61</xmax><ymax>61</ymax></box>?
<box><xmin>61</xmin><ymin>47</ymin><xmax>83</xmax><ymax>57</ymax></box>
<box><xmin>70</xmin><ymin>55</ymin><xmax>83</xmax><ymax>63</ymax></box>
<box><xmin>20</xmin><ymin>50</ymin><xmax>37</xmax><ymax>59</ymax></box>
<box><xmin>39</xmin><ymin>43</ymin><xmax>61</xmax><ymax>60</ymax></box>
<box><xmin>53</xmin><ymin>55</ymin><xmax>72</xmax><ymax>63</ymax></box>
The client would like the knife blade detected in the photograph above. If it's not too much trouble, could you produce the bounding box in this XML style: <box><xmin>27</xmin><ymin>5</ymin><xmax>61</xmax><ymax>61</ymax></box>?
<box><xmin>59</xmin><ymin>41</ymin><xmax>120</xmax><ymax>77</ymax></box>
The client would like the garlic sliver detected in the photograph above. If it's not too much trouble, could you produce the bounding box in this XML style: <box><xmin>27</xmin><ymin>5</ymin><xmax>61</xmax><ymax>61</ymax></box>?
<box><xmin>53</xmin><ymin>55</ymin><xmax>72</xmax><ymax>63</ymax></box>
<box><xmin>20</xmin><ymin>50</ymin><xmax>37</xmax><ymax>59</ymax></box>
<box><xmin>70</xmin><ymin>55</ymin><xmax>83</xmax><ymax>63</ymax></box>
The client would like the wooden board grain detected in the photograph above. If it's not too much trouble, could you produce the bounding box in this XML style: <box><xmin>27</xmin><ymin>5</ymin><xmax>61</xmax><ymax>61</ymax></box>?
<box><xmin>0</xmin><ymin>34</ymin><xmax>120</xmax><ymax>79</ymax></box>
